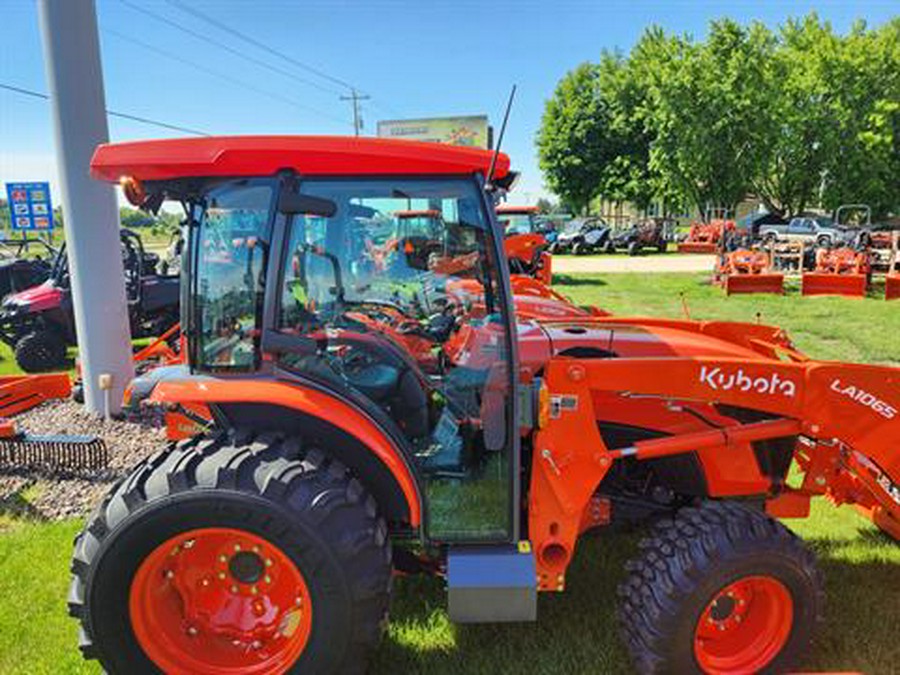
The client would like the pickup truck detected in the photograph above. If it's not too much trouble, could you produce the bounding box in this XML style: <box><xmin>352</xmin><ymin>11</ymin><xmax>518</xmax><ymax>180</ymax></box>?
<box><xmin>758</xmin><ymin>217</ymin><xmax>844</xmax><ymax>246</ymax></box>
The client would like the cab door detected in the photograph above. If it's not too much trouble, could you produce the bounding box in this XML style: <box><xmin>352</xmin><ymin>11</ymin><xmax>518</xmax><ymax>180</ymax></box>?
<box><xmin>265</xmin><ymin>175</ymin><xmax>520</xmax><ymax>544</ymax></box>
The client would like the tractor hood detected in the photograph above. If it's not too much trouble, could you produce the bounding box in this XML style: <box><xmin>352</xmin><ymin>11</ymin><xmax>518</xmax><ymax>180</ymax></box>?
<box><xmin>1</xmin><ymin>280</ymin><xmax>63</xmax><ymax>313</ymax></box>
<box><xmin>517</xmin><ymin>318</ymin><xmax>773</xmax><ymax>375</ymax></box>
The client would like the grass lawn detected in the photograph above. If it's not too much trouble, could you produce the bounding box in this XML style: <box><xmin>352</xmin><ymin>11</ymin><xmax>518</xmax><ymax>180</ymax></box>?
<box><xmin>0</xmin><ymin>271</ymin><xmax>898</xmax><ymax>673</ymax></box>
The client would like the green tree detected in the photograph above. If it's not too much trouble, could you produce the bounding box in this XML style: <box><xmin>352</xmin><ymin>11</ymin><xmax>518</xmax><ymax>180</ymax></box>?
<box><xmin>536</xmin><ymin>63</ymin><xmax>611</xmax><ymax>215</ymax></box>
<box><xmin>633</xmin><ymin>21</ymin><xmax>776</xmax><ymax>218</ymax></box>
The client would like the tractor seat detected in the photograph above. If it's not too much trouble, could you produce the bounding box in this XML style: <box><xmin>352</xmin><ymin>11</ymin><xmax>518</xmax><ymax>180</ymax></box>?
<box><xmin>346</xmin><ymin>363</ymin><xmax>400</xmax><ymax>401</ymax></box>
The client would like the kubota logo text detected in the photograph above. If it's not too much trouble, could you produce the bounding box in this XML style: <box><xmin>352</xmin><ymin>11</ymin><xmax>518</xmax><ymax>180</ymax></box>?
<box><xmin>830</xmin><ymin>379</ymin><xmax>896</xmax><ymax>419</ymax></box>
<box><xmin>699</xmin><ymin>366</ymin><xmax>797</xmax><ymax>398</ymax></box>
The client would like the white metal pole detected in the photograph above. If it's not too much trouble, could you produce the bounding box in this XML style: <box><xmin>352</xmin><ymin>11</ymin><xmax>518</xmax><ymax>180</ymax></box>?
<box><xmin>37</xmin><ymin>0</ymin><xmax>134</xmax><ymax>415</ymax></box>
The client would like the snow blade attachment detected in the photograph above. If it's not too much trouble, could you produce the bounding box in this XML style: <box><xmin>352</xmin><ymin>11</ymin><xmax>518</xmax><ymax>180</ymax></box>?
<box><xmin>801</xmin><ymin>273</ymin><xmax>867</xmax><ymax>297</ymax></box>
<box><xmin>886</xmin><ymin>274</ymin><xmax>900</xmax><ymax>301</ymax></box>
<box><xmin>725</xmin><ymin>273</ymin><xmax>784</xmax><ymax>295</ymax></box>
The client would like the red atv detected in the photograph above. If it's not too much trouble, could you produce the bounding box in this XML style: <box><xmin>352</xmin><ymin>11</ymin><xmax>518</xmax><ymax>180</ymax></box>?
<box><xmin>0</xmin><ymin>229</ymin><xmax>179</xmax><ymax>372</ymax></box>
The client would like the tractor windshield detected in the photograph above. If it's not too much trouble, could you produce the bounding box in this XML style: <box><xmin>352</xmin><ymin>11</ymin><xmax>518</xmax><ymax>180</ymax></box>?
<box><xmin>189</xmin><ymin>176</ymin><xmax>516</xmax><ymax>543</ymax></box>
<box><xmin>501</xmin><ymin>213</ymin><xmax>535</xmax><ymax>236</ymax></box>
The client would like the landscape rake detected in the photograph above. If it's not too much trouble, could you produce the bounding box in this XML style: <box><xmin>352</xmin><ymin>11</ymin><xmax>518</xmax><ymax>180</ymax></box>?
<box><xmin>0</xmin><ymin>373</ymin><xmax>109</xmax><ymax>475</ymax></box>
<box><xmin>0</xmin><ymin>421</ymin><xmax>108</xmax><ymax>475</ymax></box>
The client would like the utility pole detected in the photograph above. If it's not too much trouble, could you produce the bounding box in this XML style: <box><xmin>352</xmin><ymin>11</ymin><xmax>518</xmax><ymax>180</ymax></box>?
<box><xmin>340</xmin><ymin>88</ymin><xmax>370</xmax><ymax>136</ymax></box>
<box><xmin>37</xmin><ymin>0</ymin><xmax>134</xmax><ymax>415</ymax></box>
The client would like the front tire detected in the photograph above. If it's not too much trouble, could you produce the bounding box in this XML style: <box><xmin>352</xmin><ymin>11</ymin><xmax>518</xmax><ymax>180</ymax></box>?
<box><xmin>627</xmin><ymin>241</ymin><xmax>641</xmax><ymax>256</ymax></box>
<box><xmin>15</xmin><ymin>329</ymin><xmax>66</xmax><ymax>372</ymax></box>
<box><xmin>69</xmin><ymin>432</ymin><xmax>392</xmax><ymax>675</ymax></box>
<box><xmin>618</xmin><ymin>501</ymin><xmax>823</xmax><ymax>675</ymax></box>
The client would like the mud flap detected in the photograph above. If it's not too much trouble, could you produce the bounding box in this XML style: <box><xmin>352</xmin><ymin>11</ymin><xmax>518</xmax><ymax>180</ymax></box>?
<box><xmin>801</xmin><ymin>273</ymin><xmax>867</xmax><ymax>297</ymax></box>
<box><xmin>448</xmin><ymin>545</ymin><xmax>537</xmax><ymax>623</ymax></box>
<box><xmin>725</xmin><ymin>274</ymin><xmax>784</xmax><ymax>295</ymax></box>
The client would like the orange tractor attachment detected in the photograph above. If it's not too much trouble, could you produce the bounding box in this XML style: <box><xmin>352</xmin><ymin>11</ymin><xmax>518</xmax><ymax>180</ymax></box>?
<box><xmin>715</xmin><ymin>248</ymin><xmax>784</xmax><ymax>295</ymax></box>
<box><xmin>802</xmin><ymin>247</ymin><xmax>870</xmax><ymax>297</ymax></box>
<box><xmin>677</xmin><ymin>219</ymin><xmax>734</xmax><ymax>253</ymax></box>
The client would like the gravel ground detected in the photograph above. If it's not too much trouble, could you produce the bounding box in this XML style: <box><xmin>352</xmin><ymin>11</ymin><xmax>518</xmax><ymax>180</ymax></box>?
<box><xmin>0</xmin><ymin>400</ymin><xmax>168</xmax><ymax>521</ymax></box>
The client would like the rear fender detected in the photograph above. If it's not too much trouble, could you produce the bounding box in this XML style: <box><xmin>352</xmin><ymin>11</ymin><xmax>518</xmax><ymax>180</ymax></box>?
<box><xmin>148</xmin><ymin>377</ymin><xmax>422</xmax><ymax>528</ymax></box>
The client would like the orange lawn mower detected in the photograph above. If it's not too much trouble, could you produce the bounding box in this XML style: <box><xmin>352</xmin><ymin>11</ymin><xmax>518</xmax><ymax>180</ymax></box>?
<box><xmin>715</xmin><ymin>248</ymin><xmax>784</xmax><ymax>295</ymax></box>
<box><xmin>69</xmin><ymin>135</ymin><xmax>900</xmax><ymax>675</ymax></box>
<box><xmin>677</xmin><ymin>219</ymin><xmax>736</xmax><ymax>254</ymax></box>
<box><xmin>801</xmin><ymin>246</ymin><xmax>871</xmax><ymax>297</ymax></box>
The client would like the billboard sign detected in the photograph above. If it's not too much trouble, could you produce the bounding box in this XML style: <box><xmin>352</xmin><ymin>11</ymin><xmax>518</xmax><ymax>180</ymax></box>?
<box><xmin>377</xmin><ymin>115</ymin><xmax>490</xmax><ymax>149</ymax></box>
<box><xmin>5</xmin><ymin>182</ymin><xmax>54</xmax><ymax>230</ymax></box>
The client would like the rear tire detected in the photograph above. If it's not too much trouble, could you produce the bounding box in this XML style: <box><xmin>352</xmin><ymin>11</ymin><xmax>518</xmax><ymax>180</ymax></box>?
<box><xmin>69</xmin><ymin>432</ymin><xmax>392</xmax><ymax>675</ymax></box>
<box><xmin>627</xmin><ymin>241</ymin><xmax>641</xmax><ymax>256</ymax></box>
<box><xmin>15</xmin><ymin>329</ymin><xmax>66</xmax><ymax>372</ymax></box>
<box><xmin>572</xmin><ymin>242</ymin><xmax>586</xmax><ymax>255</ymax></box>
<box><xmin>618</xmin><ymin>500</ymin><xmax>823</xmax><ymax>675</ymax></box>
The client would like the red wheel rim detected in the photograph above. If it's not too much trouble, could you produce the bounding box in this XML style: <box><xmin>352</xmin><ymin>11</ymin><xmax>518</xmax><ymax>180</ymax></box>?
<box><xmin>693</xmin><ymin>575</ymin><xmax>793</xmax><ymax>674</ymax></box>
<box><xmin>129</xmin><ymin>527</ymin><xmax>312</xmax><ymax>675</ymax></box>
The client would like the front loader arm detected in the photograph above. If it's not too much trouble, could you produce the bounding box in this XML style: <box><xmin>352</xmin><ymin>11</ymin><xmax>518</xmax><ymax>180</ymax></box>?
<box><xmin>529</xmin><ymin>356</ymin><xmax>900</xmax><ymax>590</ymax></box>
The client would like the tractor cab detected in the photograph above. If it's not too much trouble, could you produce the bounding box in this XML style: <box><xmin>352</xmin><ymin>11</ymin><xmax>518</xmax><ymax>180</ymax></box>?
<box><xmin>497</xmin><ymin>204</ymin><xmax>540</xmax><ymax>237</ymax></box>
<box><xmin>96</xmin><ymin>137</ymin><xmax>521</xmax><ymax>545</ymax></box>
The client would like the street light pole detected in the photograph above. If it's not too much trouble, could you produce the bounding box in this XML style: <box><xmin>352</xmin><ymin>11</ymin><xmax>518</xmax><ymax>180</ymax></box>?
<box><xmin>37</xmin><ymin>0</ymin><xmax>134</xmax><ymax>415</ymax></box>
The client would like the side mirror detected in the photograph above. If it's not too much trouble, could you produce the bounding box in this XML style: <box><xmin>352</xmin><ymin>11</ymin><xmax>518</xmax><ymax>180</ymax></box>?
<box><xmin>278</xmin><ymin>191</ymin><xmax>337</xmax><ymax>217</ymax></box>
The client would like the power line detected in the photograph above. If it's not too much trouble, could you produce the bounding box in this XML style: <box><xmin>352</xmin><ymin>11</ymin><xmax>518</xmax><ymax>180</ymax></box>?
<box><xmin>116</xmin><ymin>0</ymin><xmax>343</xmax><ymax>97</ymax></box>
<box><xmin>0</xmin><ymin>81</ymin><xmax>209</xmax><ymax>136</ymax></box>
<box><xmin>164</xmin><ymin>0</ymin><xmax>365</xmax><ymax>94</ymax></box>
<box><xmin>102</xmin><ymin>27</ymin><xmax>353</xmax><ymax>128</ymax></box>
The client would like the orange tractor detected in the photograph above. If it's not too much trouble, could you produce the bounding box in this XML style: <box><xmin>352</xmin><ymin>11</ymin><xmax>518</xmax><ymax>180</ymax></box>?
<box><xmin>71</xmin><ymin>136</ymin><xmax>900</xmax><ymax>675</ymax></box>
<box><xmin>715</xmin><ymin>248</ymin><xmax>784</xmax><ymax>295</ymax></box>
<box><xmin>801</xmin><ymin>246</ymin><xmax>871</xmax><ymax>297</ymax></box>
<box><xmin>677</xmin><ymin>219</ymin><xmax>735</xmax><ymax>254</ymax></box>
<box><xmin>497</xmin><ymin>204</ymin><xmax>553</xmax><ymax>284</ymax></box>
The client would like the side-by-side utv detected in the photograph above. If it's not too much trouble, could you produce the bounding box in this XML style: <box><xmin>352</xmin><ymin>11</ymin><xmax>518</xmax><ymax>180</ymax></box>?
<box><xmin>70</xmin><ymin>136</ymin><xmax>900</xmax><ymax>675</ymax></box>
<box><xmin>0</xmin><ymin>229</ymin><xmax>179</xmax><ymax>371</ymax></box>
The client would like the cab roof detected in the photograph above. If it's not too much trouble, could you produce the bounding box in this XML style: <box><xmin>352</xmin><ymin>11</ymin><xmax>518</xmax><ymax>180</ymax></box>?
<box><xmin>496</xmin><ymin>204</ymin><xmax>539</xmax><ymax>214</ymax></box>
<box><xmin>90</xmin><ymin>135</ymin><xmax>511</xmax><ymax>183</ymax></box>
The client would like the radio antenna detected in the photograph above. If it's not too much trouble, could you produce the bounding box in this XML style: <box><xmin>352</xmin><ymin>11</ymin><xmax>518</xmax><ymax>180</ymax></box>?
<box><xmin>485</xmin><ymin>84</ymin><xmax>517</xmax><ymax>189</ymax></box>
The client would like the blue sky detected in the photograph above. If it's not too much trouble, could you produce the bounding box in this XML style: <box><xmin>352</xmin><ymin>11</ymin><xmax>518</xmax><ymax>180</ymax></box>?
<box><xmin>1</xmin><ymin>0</ymin><xmax>896</xmax><ymax>204</ymax></box>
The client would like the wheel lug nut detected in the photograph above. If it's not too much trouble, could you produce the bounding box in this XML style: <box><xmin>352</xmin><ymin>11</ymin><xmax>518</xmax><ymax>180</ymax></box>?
<box><xmin>218</xmin><ymin>572</ymin><xmax>226</xmax><ymax>580</ymax></box>
<box><xmin>183</xmin><ymin>539</ymin><xmax>195</xmax><ymax>549</ymax></box>
<box><xmin>252</xmin><ymin>545</ymin><xmax>260</xmax><ymax>553</ymax></box>
<box><xmin>186</xmin><ymin>626</ymin><xmax>198</xmax><ymax>637</ymax></box>
<box><xmin>234</xmin><ymin>544</ymin><xmax>241</xmax><ymax>552</ymax></box>
<box><xmin>251</xmin><ymin>586</ymin><xmax>258</xmax><ymax>595</ymax></box>
<box><xmin>265</xmin><ymin>559</ymin><xmax>273</xmax><ymax>567</ymax></box>
<box><xmin>264</xmin><ymin>575</ymin><xmax>271</xmax><ymax>584</ymax></box>
<box><xmin>251</xmin><ymin>640</ymin><xmax>262</xmax><ymax>650</ymax></box>
<box><xmin>165</xmin><ymin>570</ymin><xmax>174</xmax><ymax>579</ymax></box>
<box><xmin>231</xmin><ymin>585</ymin><xmax>239</xmax><ymax>593</ymax></box>
<box><xmin>219</xmin><ymin>555</ymin><xmax>227</xmax><ymax>563</ymax></box>
<box><xmin>734</xmin><ymin>615</ymin><xmax>742</xmax><ymax>623</ymax></box>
